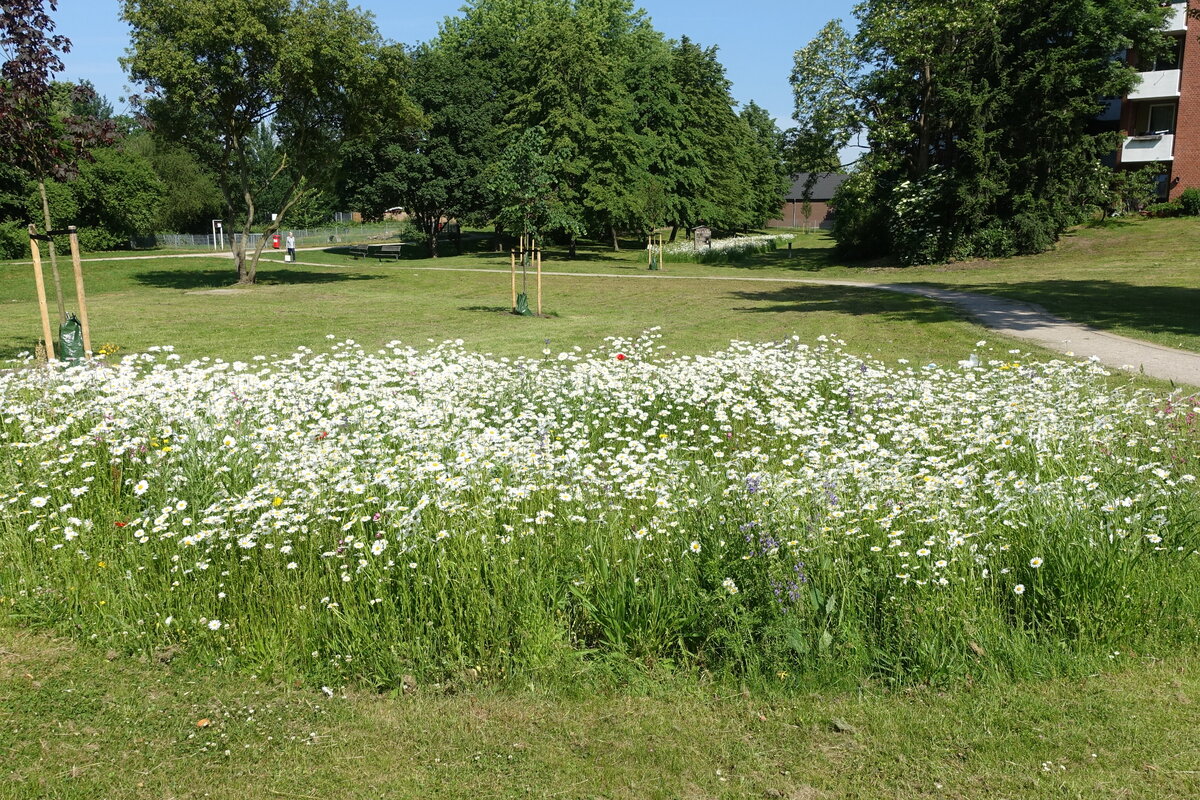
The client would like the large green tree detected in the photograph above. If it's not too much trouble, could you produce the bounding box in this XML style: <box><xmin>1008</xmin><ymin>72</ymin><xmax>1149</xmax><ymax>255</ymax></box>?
<box><xmin>418</xmin><ymin>0</ymin><xmax>782</xmax><ymax>250</ymax></box>
<box><xmin>122</xmin><ymin>0</ymin><xmax>414</xmax><ymax>283</ymax></box>
<box><xmin>124</xmin><ymin>132</ymin><xmax>223</xmax><ymax>234</ymax></box>
<box><xmin>340</xmin><ymin>42</ymin><xmax>499</xmax><ymax>257</ymax></box>
<box><xmin>793</xmin><ymin>0</ymin><xmax>1170</xmax><ymax>263</ymax></box>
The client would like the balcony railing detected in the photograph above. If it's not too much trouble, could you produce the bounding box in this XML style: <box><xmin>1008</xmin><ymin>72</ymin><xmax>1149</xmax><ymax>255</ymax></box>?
<box><xmin>1121</xmin><ymin>133</ymin><xmax>1175</xmax><ymax>163</ymax></box>
<box><xmin>1129</xmin><ymin>69</ymin><xmax>1182</xmax><ymax>100</ymax></box>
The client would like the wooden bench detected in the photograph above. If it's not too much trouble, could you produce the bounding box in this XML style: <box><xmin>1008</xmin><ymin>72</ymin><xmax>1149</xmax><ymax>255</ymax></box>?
<box><xmin>348</xmin><ymin>243</ymin><xmax>405</xmax><ymax>261</ymax></box>
<box><xmin>372</xmin><ymin>243</ymin><xmax>405</xmax><ymax>260</ymax></box>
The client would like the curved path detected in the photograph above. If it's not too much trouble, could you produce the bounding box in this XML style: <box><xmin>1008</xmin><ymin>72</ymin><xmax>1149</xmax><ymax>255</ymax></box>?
<box><xmin>18</xmin><ymin>247</ymin><xmax>1198</xmax><ymax>386</ymax></box>
<box><xmin>394</xmin><ymin>265</ymin><xmax>1200</xmax><ymax>388</ymax></box>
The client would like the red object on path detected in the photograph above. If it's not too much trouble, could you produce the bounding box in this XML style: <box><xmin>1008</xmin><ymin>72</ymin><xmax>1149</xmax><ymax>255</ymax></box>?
<box><xmin>272</xmin><ymin>233</ymin><xmax>281</xmax><ymax>249</ymax></box>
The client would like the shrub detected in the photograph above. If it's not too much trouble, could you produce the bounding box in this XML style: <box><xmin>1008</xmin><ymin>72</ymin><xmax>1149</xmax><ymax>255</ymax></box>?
<box><xmin>969</xmin><ymin>224</ymin><xmax>1017</xmax><ymax>259</ymax></box>
<box><xmin>1179</xmin><ymin>187</ymin><xmax>1200</xmax><ymax>216</ymax></box>
<box><xmin>830</xmin><ymin>169</ymin><xmax>891</xmax><ymax>260</ymax></box>
<box><xmin>1144</xmin><ymin>201</ymin><xmax>1182</xmax><ymax>218</ymax></box>
<box><xmin>0</xmin><ymin>220</ymin><xmax>29</xmax><ymax>260</ymax></box>
<box><xmin>887</xmin><ymin>168</ymin><xmax>958</xmax><ymax>265</ymax></box>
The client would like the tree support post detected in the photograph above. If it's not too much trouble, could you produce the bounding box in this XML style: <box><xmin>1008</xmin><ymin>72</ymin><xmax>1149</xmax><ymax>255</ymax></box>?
<box><xmin>67</xmin><ymin>227</ymin><xmax>92</xmax><ymax>357</ymax></box>
<box><xmin>536</xmin><ymin>247</ymin><xmax>543</xmax><ymax>316</ymax></box>
<box><xmin>510</xmin><ymin>248</ymin><xmax>517</xmax><ymax>312</ymax></box>
<box><xmin>28</xmin><ymin>225</ymin><xmax>55</xmax><ymax>361</ymax></box>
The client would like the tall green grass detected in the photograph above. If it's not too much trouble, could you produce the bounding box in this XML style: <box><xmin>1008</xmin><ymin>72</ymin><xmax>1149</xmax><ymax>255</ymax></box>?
<box><xmin>2</xmin><ymin>337</ymin><xmax>1198</xmax><ymax>691</ymax></box>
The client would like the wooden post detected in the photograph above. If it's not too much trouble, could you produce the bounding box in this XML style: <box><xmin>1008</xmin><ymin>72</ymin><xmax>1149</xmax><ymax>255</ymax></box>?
<box><xmin>28</xmin><ymin>225</ymin><xmax>55</xmax><ymax>361</ymax></box>
<box><xmin>536</xmin><ymin>247</ymin><xmax>542</xmax><ymax>316</ymax></box>
<box><xmin>510</xmin><ymin>249</ymin><xmax>517</xmax><ymax>311</ymax></box>
<box><xmin>67</xmin><ymin>226</ymin><xmax>92</xmax><ymax>357</ymax></box>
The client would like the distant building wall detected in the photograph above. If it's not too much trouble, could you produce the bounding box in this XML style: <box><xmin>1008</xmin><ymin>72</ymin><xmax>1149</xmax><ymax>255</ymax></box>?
<box><xmin>1172</xmin><ymin>0</ymin><xmax>1200</xmax><ymax>198</ymax></box>
<box><xmin>767</xmin><ymin>200</ymin><xmax>835</xmax><ymax>229</ymax></box>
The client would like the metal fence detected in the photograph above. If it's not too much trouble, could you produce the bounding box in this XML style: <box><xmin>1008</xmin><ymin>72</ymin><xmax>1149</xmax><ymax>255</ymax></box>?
<box><xmin>134</xmin><ymin>225</ymin><xmax>408</xmax><ymax>250</ymax></box>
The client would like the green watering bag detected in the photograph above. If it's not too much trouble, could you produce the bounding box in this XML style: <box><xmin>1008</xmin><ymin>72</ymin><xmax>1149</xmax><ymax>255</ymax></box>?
<box><xmin>59</xmin><ymin>313</ymin><xmax>84</xmax><ymax>362</ymax></box>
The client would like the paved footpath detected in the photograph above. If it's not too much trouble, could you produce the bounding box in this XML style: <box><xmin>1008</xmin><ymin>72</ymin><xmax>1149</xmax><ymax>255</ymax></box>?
<box><xmin>396</xmin><ymin>265</ymin><xmax>1200</xmax><ymax>388</ymax></box>
<box><xmin>18</xmin><ymin>248</ymin><xmax>1200</xmax><ymax>387</ymax></box>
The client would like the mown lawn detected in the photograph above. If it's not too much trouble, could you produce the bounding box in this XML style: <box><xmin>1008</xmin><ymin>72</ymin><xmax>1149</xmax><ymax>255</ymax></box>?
<box><xmin>8</xmin><ymin>215</ymin><xmax>1194</xmax><ymax>361</ymax></box>
<box><xmin>0</xmin><ymin>241</ymin><xmax>1025</xmax><ymax>368</ymax></box>
<box><xmin>2</xmin><ymin>624</ymin><xmax>1198</xmax><ymax>800</ymax></box>
<box><xmin>526</xmin><ymin>217</ymin><xmax>1199</xmax><ymax>355</ymax></box>
<box><xmin>2</xmin><ymin>219</ymin><xmax>1198</xmax><ymax>799</ymax></box>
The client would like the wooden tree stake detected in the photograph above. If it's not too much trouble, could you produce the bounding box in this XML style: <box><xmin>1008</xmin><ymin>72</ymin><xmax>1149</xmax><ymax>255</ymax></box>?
<box><xmin>510</xmin><ymin>249</ymin><xmax>517</xmax><ymax>311</ymax></box>
<box><xmin>68</xmin><ymin>227</ymin><xmax>92</xmax><ymax>357</ymax></box>
<box><xmin>536</xmin><ymin>247</ymin><xmax>543</xmax><ymax>316</ymax></box>
<box><xmin>28</xmin><ymin>224</ymin><xmax>55</xmax><ymax>361</ymax></box>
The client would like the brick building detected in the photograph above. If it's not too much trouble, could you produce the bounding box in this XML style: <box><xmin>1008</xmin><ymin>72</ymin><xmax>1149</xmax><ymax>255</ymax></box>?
<box><xmin>1108</xmin><ymin>0</ymin><xmax>1198</xmax><ymax>198</ymax></box>
<box><xmin>766</xmin><ymin>172</ymin><xmax>849</xmax><ymax>229</ymax></box>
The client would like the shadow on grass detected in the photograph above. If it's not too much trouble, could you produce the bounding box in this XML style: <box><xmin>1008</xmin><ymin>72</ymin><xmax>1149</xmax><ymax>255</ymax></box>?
<box><xmin>134</xmin><ymin>269</ymin><xmax>383</xmax><ymax>290</ymax></box>
<box><xmin>0</xmin><ymin>335</ymin><xmax>38</xmax><ymax>362</ymax></box>
<box><xmin>953</xmin><ymin>280</ymin><xmax>1200</xmax><ymax>342</ymax></box>
<box><xmin>459</xmin><ymin>305</ymin><xmax>513</xmax><ymax>313</ymax></box>
<box><xmin>730</xmin><ymin>284</ymin><xmax>961</xmax><ymax>323</ymax></box>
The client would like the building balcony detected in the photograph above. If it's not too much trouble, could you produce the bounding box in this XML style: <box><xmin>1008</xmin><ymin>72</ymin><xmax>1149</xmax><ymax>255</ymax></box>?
<box><xmin>1129</xmin><ymin>69</ymin><xmax>1182</xmax><ymax>100</ymax></box>
<box><xmin>1122</xmin><ymin>133</ymin><xmax>1175</xmax><ymax>163</ymax></box>
<box><xmin>1165</xmin><ymin>2</ymin><xmax>1188</xmax><ymax>34</ymax></box>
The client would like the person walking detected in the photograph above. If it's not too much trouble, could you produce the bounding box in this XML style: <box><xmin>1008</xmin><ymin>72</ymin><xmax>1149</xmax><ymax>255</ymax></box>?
<box><xmin>285</xmin><ymin>231</ymin><xmax>296</xmax><ymax>263</ymax></box>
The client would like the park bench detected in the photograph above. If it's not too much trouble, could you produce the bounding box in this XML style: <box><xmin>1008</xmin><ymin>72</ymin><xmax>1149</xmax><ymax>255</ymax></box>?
<box><xmin>348</xmin><ymin>243</ymin><xmax>406</xmax><ymax>261</ymax></box>
<box><xmin>372</xmin><ymin>243</ymin><xmax>405</xmax><ymax>260</ymax></box>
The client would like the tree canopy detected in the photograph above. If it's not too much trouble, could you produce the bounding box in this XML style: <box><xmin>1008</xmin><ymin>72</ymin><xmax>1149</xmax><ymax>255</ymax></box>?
<box><xmin>121</xmin><ymin>0</ymin><xmax>418</xmax><ymax>282</ymax></box>
<box><xmin>410</xmin><ymin>0</ymin><xmax>788</xmax><ymax>249</ymax></box>
<box><xmin>793</xmin><ymin>0</ymin><xmax>1171</xmax><ymax>264</ymax></box>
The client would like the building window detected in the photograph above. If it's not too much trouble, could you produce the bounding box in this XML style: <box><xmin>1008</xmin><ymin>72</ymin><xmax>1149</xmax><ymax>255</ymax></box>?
<box><xmin>1147</xmin><ymin>103</ymin><xmax>1176</xmax><ymax>134</ymax></box>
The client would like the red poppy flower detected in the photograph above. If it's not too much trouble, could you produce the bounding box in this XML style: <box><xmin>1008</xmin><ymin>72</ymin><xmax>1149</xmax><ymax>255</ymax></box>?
<box><xmin>616</xmin><ymin>353</ymin><xmax>626</xmax><ymax>361</ymax></box>
<box><xmin>114</xmin><ymin>521</ymin><xmax>127</xmax><ymax>527</ymax></box>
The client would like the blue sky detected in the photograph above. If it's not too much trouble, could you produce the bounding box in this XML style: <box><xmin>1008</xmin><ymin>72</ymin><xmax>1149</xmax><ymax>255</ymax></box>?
<box><xmin>50</xmin><ymin>0</ymin><xmax>857</xmax><ymax>128</ymax></box>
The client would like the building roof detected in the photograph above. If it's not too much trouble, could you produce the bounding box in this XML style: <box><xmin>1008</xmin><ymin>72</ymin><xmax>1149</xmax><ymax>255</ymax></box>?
<box><xmin>785</xmin><ymin>172</ymin><xmax>849</xmax><ymax>202</ymax></box>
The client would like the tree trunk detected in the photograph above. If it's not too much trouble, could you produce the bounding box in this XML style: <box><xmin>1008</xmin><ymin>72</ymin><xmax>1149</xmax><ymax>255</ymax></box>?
<box><xmin>610</xmin><ymin>225</ymin><xmax>620</xmax><ymax>252</ymax></box>
<box><xmin>37</xmin><ymin>180</ymin><xmax>66</xmax><ymax>321</ymax></box>
<box><xmin>914</xmin><ymin>59</ymin><xmax>934</xmax><ymax>176</ymax></box>
<box><xmin>568</xmin><ymin>234</ymin><xmax>577</xmax><ymax>260</ymax></box>
<box><xmin>669</xmin><ymin>223</ymin><xmax>679</xmax><ymax>243</ymax></box>
<box><xmin>234</xmin><ymin>191</ymin><xmax>257</xmax><ymax>285</ymax></box>
<box><xmin>428</xmin><ymin>218</ymin><xmax>439</xmax><ymax>258</ymax></box>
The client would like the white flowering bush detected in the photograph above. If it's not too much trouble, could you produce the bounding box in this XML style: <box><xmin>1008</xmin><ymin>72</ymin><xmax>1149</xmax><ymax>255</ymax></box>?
<box><xmin>666</xmin><ymin>233</ymin><xmax>795</xmax><ymax>264</ymax></box>
<box><xmin>2</xmin><ymin>333</ymin><xmax>1198</xmax><ymax>688</ymax></box>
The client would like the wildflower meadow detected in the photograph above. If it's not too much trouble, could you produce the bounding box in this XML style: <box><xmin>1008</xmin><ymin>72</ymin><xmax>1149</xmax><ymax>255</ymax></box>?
<box><xmin>665</xmin><ymin>233</ymin><xmax>796</xmax><ymax>263</ymax></box>
<box><xmin>2</xmin><ymin>332</ymin><xmax>1198</xmax><ymax>691</ymax></box>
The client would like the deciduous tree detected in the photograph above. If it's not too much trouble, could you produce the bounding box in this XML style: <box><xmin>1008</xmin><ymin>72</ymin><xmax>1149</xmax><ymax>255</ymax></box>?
<box><xmin>122</xmin><ymin>0</ymin><xmax>414</xmax><ymax>283</ymax></box>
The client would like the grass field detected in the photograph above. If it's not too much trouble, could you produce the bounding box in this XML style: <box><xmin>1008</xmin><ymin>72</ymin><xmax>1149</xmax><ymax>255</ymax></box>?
<box><xmin>0</xmin><ymin>241</ymin><xmax>1030</xmax><ymax>368</ymax></box>
<box><xmin>2</xmin><ymin>218</ymin><xmax>1199</xmax><ymax>799</ymax></box>
<box><xmin>3</xmin><ymin>624</ymin><xmax>1198</xmax><ymax>800</ymax></box>
<box><xmin>3</xmin><ymin>216</ymin><xmax>1197</xmax><ymax>366</ymax></box>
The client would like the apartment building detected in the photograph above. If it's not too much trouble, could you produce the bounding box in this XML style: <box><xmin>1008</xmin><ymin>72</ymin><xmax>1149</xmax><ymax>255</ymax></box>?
<box><xmin>1105</xmin><ymin>0</ymin><xmax>1197</xmax><ymax>198</ymax></box>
